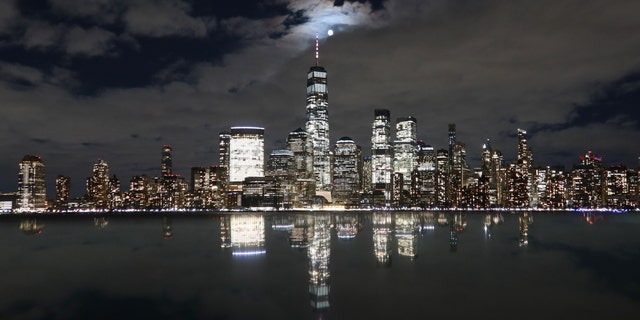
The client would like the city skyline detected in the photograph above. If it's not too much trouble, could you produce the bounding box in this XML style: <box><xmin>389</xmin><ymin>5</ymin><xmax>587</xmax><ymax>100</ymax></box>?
<box><xmin>2</xmin><ymin>0</ymin><xmax>640</xmax><ymax>196</ymax></box>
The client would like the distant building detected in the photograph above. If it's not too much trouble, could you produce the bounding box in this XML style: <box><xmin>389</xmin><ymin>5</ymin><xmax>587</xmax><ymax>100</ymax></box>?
<box><xmin>87</xmin><ymin>159</ymin><xmax>109</xmax><ymax>209</ymax></box>
<box><xmin>161</xmin><ymin>145</ymin><xmax>172</xmax><ymax>177</ymax></box>
<box><xmin>16</xmin><ymin>155</ymin><xmax>46</xmax><ymax>212</ymax></box>
<box><xmin>393</xmin><ymin>116</ymin><xmax>418</xmax><ymax>195</ymax></box>
<box><xmin>371</xmin><ymin>109</ymin><xmax>393</xmax><ymax>205</ymax></box>
<box><xmin>54</xmin><ymin>175</ymin><xmax>70</xmax><ymax>210</ymax></box>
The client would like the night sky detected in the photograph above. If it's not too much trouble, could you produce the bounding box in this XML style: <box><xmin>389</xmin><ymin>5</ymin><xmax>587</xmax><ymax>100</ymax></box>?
<box><xmin>1</xmin><ymin>0</ymin><xmax>640</xmax><ymax>197</ymax></box>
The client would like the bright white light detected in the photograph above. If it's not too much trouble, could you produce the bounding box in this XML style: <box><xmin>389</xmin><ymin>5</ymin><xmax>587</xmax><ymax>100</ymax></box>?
<box><xmin>327</xmin><ymin>29</ymin><xmax>334</xmax><ymax>36</ymax></box>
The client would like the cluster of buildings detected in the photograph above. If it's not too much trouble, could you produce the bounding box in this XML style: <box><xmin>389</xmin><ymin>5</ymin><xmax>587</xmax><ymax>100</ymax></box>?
<box><xmin>3</xmin><ymin>38</ymin><xmax>639</xmax><ymax>213</ymax></box>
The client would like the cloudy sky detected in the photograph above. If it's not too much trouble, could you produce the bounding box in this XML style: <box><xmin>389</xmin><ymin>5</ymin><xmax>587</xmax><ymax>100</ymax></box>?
<box><xmin>1</xmin><ymin>0</ymin><xmax>640</xmax><ymax>196</ymax></box>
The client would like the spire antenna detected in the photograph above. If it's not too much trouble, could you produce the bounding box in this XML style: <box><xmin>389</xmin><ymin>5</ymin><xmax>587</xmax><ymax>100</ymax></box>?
<box><xmin>315</xmin><ymin>32</ymin><xmax>319</xmax><ymax>66</ymax></box>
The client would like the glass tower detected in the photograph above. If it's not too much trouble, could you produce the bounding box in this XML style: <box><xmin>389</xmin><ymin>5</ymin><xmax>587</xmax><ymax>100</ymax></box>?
<box><xmin>305</xmin><ymin>37</ymin><xmax>331</xmax><ymax>192</ymax></box>
<box><xmin>371</xmin><ymin>109</ymin><xmax>393</xmax><ymax>202</ymax></box>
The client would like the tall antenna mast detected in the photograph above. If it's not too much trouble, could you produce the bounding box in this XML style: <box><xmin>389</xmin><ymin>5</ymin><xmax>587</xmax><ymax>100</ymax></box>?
<box><xmin>315</xmin><ymin>32</ymin><xmax>319</xmax><ymax>66</ymax></box>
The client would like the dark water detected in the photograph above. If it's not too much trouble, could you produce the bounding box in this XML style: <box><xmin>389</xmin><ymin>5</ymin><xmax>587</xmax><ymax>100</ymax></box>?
<box><xmin>1</xmin><ymin>212</ymin><xmax>639</xmax><ymax>320</ymax></box>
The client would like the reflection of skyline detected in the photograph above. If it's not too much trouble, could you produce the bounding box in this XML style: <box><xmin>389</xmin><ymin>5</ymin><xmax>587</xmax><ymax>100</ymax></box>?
<box><xmin>335</xmin><ymin>213</ymin><xmax>360</xmax><ymax>239</ymax></box>
<box><xmin>220</xmin><ymin>214</ymin><xmax>265</xmax><ymax>256</ymax></box>
<box><xmin>483</xmin><ymin>213</ymin><xmax>503</xmax><ymax>239</ymax></box>
<box><xmin>94</xmin><ymin>217</ymin><xmax>108</xmax><ymax>230</ymax></box>
<box><xmin>309</xmin><ymin>213</ymin><xmax>331</xmax><ymax>313</ymax></box>
<box><xmin>519</xmin><ymin>212</ymin><xmax>533</xmax><ymax>247</ymax></box>
<box><xmin>162</xmin><ymin>217</ymin><xmax>172</xmax><ymax>240</ymax></box>
<box><xmin>19</xmin><ymin>218</ymin><xmax>44</xmax><ymax>235</ymax></box>
<box><xmin>395</xmin><ymin>213</ymin><xmax>419</xmax><ymax>259</ymax></box>
<box><xmin>290</xmin><ymin>214</ymin><xmax>313</xmax><ymax>248</ymax></box>
<box><xmin>373</xmin><ymin>212</ymin><xmax>392</xmax><ymax>267</ymax></box>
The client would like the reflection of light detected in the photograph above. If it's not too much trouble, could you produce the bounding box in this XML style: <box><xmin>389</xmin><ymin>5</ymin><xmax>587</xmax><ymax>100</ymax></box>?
<box><xmin>232</xmin><ymin>250</ymin><xmax>267</xmax><ymax>256</ymax></box>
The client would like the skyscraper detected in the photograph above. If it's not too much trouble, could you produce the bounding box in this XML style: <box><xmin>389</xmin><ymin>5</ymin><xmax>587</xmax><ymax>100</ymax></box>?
<box><xmin>393</xmin><ymin>116</ymin><xmax>418</xmax><ymax>194</ymax></box>
<box><xmin>332</xmin><ymin>137</ymin><xmax>362</xmax><ymax>204</ymax></box>
<box><xmin>54</xmin><ymin>175</ymin><xmax>70</xmax><ymax>210</ymax></box>
<box><xmin>219</xmin><ymin>131</ymin><xmax>231</xmax><ymax>189</ymax></box>
<box><xmin>161</xmin><ymin>145</ymin><xmax>172</xmax><ymax>177</ymax></box>
<box><xmin>305</xmin><ymin>35</ymin><xmax>331</xmax><ymax>192</ymax></box>
<box><xmin>17</xmin><ymin>155</ymin><xmax>46</xmax><ymax>212</ymax></box>
<box><xmin>87</xmin><ymin>159</ymin><xmax>109</xmax><ymax>209</ymax></box>
<box><xmin>371</xmin><ymin>109</ymin><xmax>393</xmax><ymax>204</ymax></box>
<box><xmin>286</xmin><ymin>128</ymin><xmax>313</xmax><ymax>180</ymax></box>
<box><xmin>229</xmin><ymin>126</ymin><xmax>264</xmax><ymax>183</ymax></box>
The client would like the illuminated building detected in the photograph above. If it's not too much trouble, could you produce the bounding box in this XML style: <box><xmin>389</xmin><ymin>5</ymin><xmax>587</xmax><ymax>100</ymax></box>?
<box><xmin>16</xmin><ymin>155</ymin><xmax>46</xmax><ymax>212</ymax></box>
<box><xmin>361</xmin><ymin>156</ymin><xmax>372</xmax><ymax>193</ymax></box>
<box><xmin>568</xmin><ymin>151</ymin><xmax>604</xmax><ymax>208</ymax></box>
<box><xmin>371</xmin><ymin>109</ymin><xmax>393</xmax><ymax>205</ymax></box>
<box><xmin>158</xmin><ymin>174</ymin><xmax>188</xmax><ymax>209</ymax></box>
<box><xmin>190</xmin><ymin>166</ymin><xmax>223</xmax><ymax>209</ymax></box>
<box><xmin>332</xmin><ymin>137</ymin><xmax>362</xmax><ymax>204</ymax></box>
<box><xmin>391</xmin><ymin>173</ymin><xmax>404</xmax><ymax>207</ymax></box>
<box><xmin>161</xmin><ymin>145</ymin><xmax>172</xmax><ymax>177</ymax></box>
<box><xmin>393</xmin><ymin>116</ymin><xmax>418</xmax><ymax>194</ymax></box>
<box><xmin>511</xmin><ymin>129</ymin><xmax>533</xmax><ymax>208</ymax></box>
<box><xmin>229</xmin><ymin>126</ymin><xmax>264</xmax><ymax>183</ymax></box>
<box><xmin>286</xmin><ymin>129</ymin><xmax>315</xmax><ymax>208</ymax></box>
<box><xmin>605</xmin><ymin>165</ymin><xmax>632</xmax><ymax>208</ymax></box>
<box><xmin>266</xmin><ymin>150</ymin><xmax>296</xmax><ymax>208</ymax></box>
<box><xmin>305</xmin><ymin>35</ymin><xmax>331</xmax><ymax>192</ymax></box>
<box><xmin>87</xmin><ymin>159</ymin><xmax>109</xmax><ymax>209</ymax></box>
<box><xmin>373</xmin><ymin>212</ymin><xmax>392</xmax><ymax>267</ymax></box>
<box><xmin>227</xmin><ymin>214</ymin><xmax>266</xmax><ymax>256</ymax></box>
<box><xmin>108</xmin><ymin>175</ymin><xmax>122</xmax><ymax>209</ymax></box>
<box><xmin>128</xmin><ymin>175</ymin><xmax>152</xmax><ymax>209</ymax></box>
<box><xmin>435</xmin><ymin>149</ymin><xmax>448</xmax><ymax>207</ymax></box>
<box><xmin>309</xmin><ymin>213</ymin><xmax>331</xmax><ymax>312</ymax></box>
<box><xmin>219</xmin><ymin>131</ymin><xmax>231</xmax><ymax>197</ymax></box>
<box><xmin>411</xmin><ymin>142</ymin><xmax>436</xmax><ymax>207</ymax></box>
<box><xmin>395</xmin><ymin>213</ymin><xmax>418</xmax><ymax>259</ymax></box>
<box><xmin>478</xmin><ymin>140</ymin><xmax>504</xmax><ymax>207</ymax></box>
<box><xmin>450</xmin><ymin>141</ymin><xmax>472</xmax><ymax>207</ymax></box>
<box><xmin>241</xmin><ymin>177</ymin><xmax>280</xmax><ymax>208</ymax></box>
<box><xmin>54</xmin><ymin>175</ymin><xmax>70</xmax><ymax>210</ymax></box>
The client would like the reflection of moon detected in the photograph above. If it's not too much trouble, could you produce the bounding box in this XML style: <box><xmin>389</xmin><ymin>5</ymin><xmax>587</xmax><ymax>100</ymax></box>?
<box><xmin>327</xmin><ymin>29</ymin><xmax>334</xmax><ymax>36</ymax></box>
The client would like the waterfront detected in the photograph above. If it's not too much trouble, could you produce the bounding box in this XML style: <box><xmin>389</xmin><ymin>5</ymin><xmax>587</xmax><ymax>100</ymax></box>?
<box><xmin>1</xmin><ymin>211</ymin><xmax>639</xmax><ymax>319</ymax></box>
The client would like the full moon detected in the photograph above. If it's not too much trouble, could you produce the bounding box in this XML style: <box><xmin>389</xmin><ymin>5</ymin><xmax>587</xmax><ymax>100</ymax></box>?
<box><xmin>327</xmin><ymin>29</ymin><xmax>334</xmax><ymax>36</ymax></box>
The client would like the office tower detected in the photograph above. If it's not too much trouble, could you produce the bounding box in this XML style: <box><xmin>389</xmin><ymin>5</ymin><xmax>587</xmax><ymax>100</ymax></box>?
<box><xmin>161</xmin><ymin>145</ymin><xmax>172</xmax><ymax>177</ymax></box>
<box><xmin>371</xmin><ymin>109</ymin><xmax>393</xmax><ymax>204</ymax></box>
<box><xmin>286</xmin><ymin>128</ymin><xmax>313</xmax><ymax>179</ymax></box>
<box><xmin>434</xmin><ymin>149</ymin><xmax>447</xmax><ymax>207</ymax></box>
<box><xmin>512</xmin><ymin>129</ymin><xmax>533</xmax><ymax>207</ymax></box>
<box><xmin>128</xmin><ymin>175</ymin><xmax>152</xmax><ymax>209</ymax></box>
<box><xmin>569</xmin><ymin>151</ymin><xmax>604</xmax><ymax>208</ymax></box>
<box><xmin>87</xmin><ymin>159</ymin><xmax>109</xmax><ymax>209</ymax></box>
<box><xmin>219</xmin><ymin>131</ymin><xmax>231</xmax><ymax>188</ymax></box>
<box><xmin>305</xmin><ymin>35</ymin><xmax>331</xmax><ymax>192</ymax></box>
<box><xmin>108</xmin><ymin>175</ymin><xmax>122</xmax><ymax>209</ymax></box>
<box><xmin>266</xmin><ymin>150</ymin><xmax>296</xmax><ymax>209</ymax></box>
<box><xmin>54</xmin><ymin>175</ymin><xmax>70</xmax><ymax>210</ymax></box>
<box><xmin>229</xmin><ymin>126</ymin><xmax>264</xmax><ymax>183</ymax></box>
<box><xmin>16</xmin><ymin>155</ymin><xmax>46</xmax><ymax>212</ymax></box>
<box><xmin>411</xmin><ymin>142</ymin><xmax>436</xmax><ymax>207</ymax></box>
<box><xmin>393</xmin><ymin>117</ymin><xmax>418</xmax><ymax>195</ymax></box>
<box><xmin>479</xmin><ymin>140</ymin><xmax>503</xmax><ymax>207</ymax></box>
<box><xmin>361</xmin><ymin>156</ymin><xmax>372</xmax><ymax>193</ymax></box>
<box><xmin>332</xmin><ymin>137</ymin><xmax>362</xmax><ymax>204</ymax></box>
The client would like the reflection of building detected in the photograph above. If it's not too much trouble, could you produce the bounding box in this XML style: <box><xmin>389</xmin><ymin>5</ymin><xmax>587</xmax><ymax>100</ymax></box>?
<box><xmin>519</xmin><ymin>212</ymin><xmax>533</xmax><ymax>247</ymax></box>
<box><xmin>483</xmin><ymin>213</ymin><xmax>503</xmax><ymax>239</ymax></box>
<box><xmin>94</xmin><ymin>217</ymin><xmax>108</xmax><ymax>230</ymax></box>
<box><xmin>17</xmin><ymin>155</ymin><xmax>47</xmax><ymax>212</ymax></box>
<box><xmin>226</xmin><ymin>215</ymin><xmax>266</xmax><ymax>256</ymax></box>
<box><xmin>290</xmin><ymin>214</ymin><xmax>313</xmax><ymax>248</ymax></box>
<box><xmin>448</xmin><ymin>212</ymin><xmax>466</xmax><ymax>252</ymax></box>
<box><xmin>309</xmin><ymin>213</ymin><xmax>331</xmax><ymax>312</ymax></box>
<box><xmin>373</xmin><ymin>212</ymin><xmax>392</xmax><ymax>267</ymax></box>
<box><xmin>395</xmin><ymin>213</ymin><xmax>418</xmax><ymax>259</ymax></box>
<box><xmin>335</xmin><ymin>213</ymin><xmax>360</xmax><ymax>239</ymax></box>
<box><xmin>162</xmin><ymin>217</ymin><xmax>172</xmax><ymax>240</ymax></box>
<box><xmin>19</xmin><ymin>218</ymin><xmax>44</xmax><ymax>235</ymax></box>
